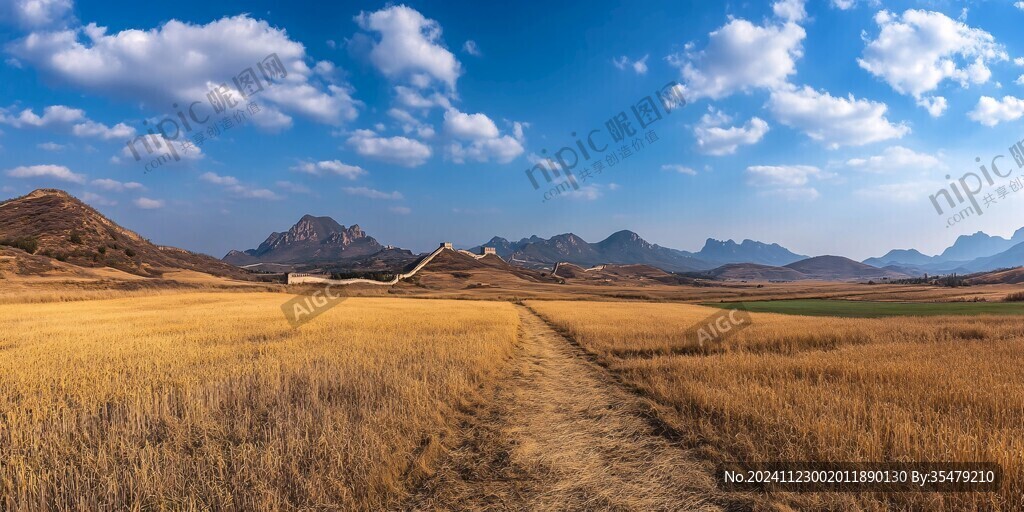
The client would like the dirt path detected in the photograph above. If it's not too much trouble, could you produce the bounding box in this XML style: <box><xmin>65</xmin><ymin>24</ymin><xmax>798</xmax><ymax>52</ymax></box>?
<box><xmin>408</xmin><ymin>305</ymin><xmax>731</xmax><ymax>511</ymax></box>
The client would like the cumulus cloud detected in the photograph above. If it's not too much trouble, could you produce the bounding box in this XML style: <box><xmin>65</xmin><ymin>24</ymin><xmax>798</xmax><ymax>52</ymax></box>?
<box><xmin>845</xmin><ymin>146</ymin><xmax>945</xmax><ymax>173</ymax></box>
<box><xmin>91</xmin><ymin>178</ymin><xmax>144</xmax><ymax>191</ymax></box>
<box><xmin>355</xmin><ymin>5</ymin><xmax>461</xmax><ymax>90</ymax></box>
<box><xmin>199</xmin><ymin>172</ymin><xmax>280</xmax><ymax>200</ymax></box>
<box><xmin>916</xmin><ymin>96</ymin><xmax>948</xmax><ymax>117</ymax></box>
<box><xmin>858</xmin><ymin>9</ymin><xmax>1007</xmax><ymax>114</ymax></box>
<box><xmin>668</xmin><ymin>6</ymin><xmax>805</xmax><ymax>100</ymax></box>
<box><xmin>967</xmin><ymin>96</ymin><xmax>1024</xmax><ymax>126</ymax></box>
<box><xmin>773</xmin><ymin>0</ymin><xmax>807</xmax><ymax>23</ymax></box>
<box><xmin>10</xmin><ymin>15</ymin><xmax>359</xmax><ymax>126</ymax></box>
<box><xmin>290</xmin><ymin>159</ymin><xmax>366</xmax><ymax>179</ymax></box>
<box><xmin>746</xmin><ymin>164</ymin><xmax>824</xmax><ymax>200</ymax></box>
<box><xmin>133</xmin><ymin>197</ymin><xmax>164</xmax><ymax>209</ymax></box>
<box><xmin>442</xmin><ymin>109</ymin><xmax>524</xmax><ymax>164</ymax></box>
<box><xmin>612</xmin><ymin>54</ymin><xmax>649</xmax><ymax>75</ymax></box>
<box><xmin>693</xmin><ymin>108</ymin><xmax>769</xmax><ymax>155</ymax></box>
<box><xmin>5</xmin><ymin>163</ymin><xmax>84</xmax><ymax>183</ymax></box>
<box><xmin>0</xmin><ymin>104</ymin><xmax>134</xmax><ymax>139</ymax></box>
<box><xmin>342</xmin><ymin>186</ymin><xmax>403</xmax><ymax>200</ymax></box>
<box><xmin>346</xmin><ymin>129</ymin><xmax>432</xmax><ymax>167</ymax></box>
<box><xmin>767</xmin><ymin>85</ymin><xmax>909</xmax><ymax>148</ymax></box>
<box><xmin>6</xmin><ymin>0</ymin><xmax>73</xmax><ymax>28</ymax></box>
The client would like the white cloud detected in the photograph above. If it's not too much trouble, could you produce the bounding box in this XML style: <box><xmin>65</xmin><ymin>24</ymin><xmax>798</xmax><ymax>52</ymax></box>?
<box><xmin>81</xmin><ymin>191</ymin><xmax>115</xmax><ymax>206</ymax></box>
<box><xmin>355</xmin><ymin>5</ymin><xmax>461</xmax><ymax>90</ymax></box>
<box><xmin>612</xmin><ymin>54</ymin><xmax>649</xmax><ymax>75</ymax></box>
<box><xmin>10</xmin><ymin>16</ymin><xmax>359</xmax><ymax>125</ymax></box>
<box><xmin>845</xmin><ymin>146</ymin><xmax>945</xmax><ymax>173</ymax></box>
<box><xmin>71</xmin><ymin>119</ymin><xmax>134</xmax><ymax>139</ymax></box>
<box><xmin>91</xmin><ymin>178</ymin><xmax>144</xmax><ymax>191</ymax></box>
<box><xmin>463</xmin><ymin>40</ymin><xmax>481</xmax><ymax>57</ymax></box>
<box><xmin>668</xmin><ymin>14</ymin><xmax>805</xmax><ymax>100</ymax></box>
<box><xmin>6</xmin><ymin>164</ymin><xmax>84</xmax><ymax>183</ymax></box>
<box><xmin>967</xmin><ymin>96</ymin><xmax>1024</xmax><ymax>126</ymax></box>
<box><xmin>1016</xmin><ymin>75</ymin><xmax>1024</xmax><ymax>86</ymax></box>
<box><xmin>346</xmin><ymin>129</ymin><xmax>432</xmax><ymax>167</ymax></box>
<box><xmin>773</xmin><ymin>0</ymin><xmax>807</xmax><ymax>23</ymax></box>
<box><xmin>916</xmin><ymin>96</ymin><xmax>948</xmax><ymax>117</ymax></box>
<box><xmin>0</xmin><ymin>104</ymin><xmax>136</xmax><ymax>140</ymax></box>
<box><xmin>393</xmin><ymin>85</ymin><xmax>451</xmax><ymax>110</ymax></box>
<box><xmin>37</xmin><ymin>141</ymin><xmax>66</xmax><ymax>151</ymax></box>
<box><xmin>661</xmin><ymin>164</ymin><xmax>697</xmax><ymax>175</ymax></box>
<box><xmin>133</xmin><ymin>197</ymin><xmax>164</xmax><ymax>209</ymax></box>
<box><xmin>388</xmin><ymin>107</ymin><xmax>435</xmax><ymax>138</ymax></box>
<box><xmin>442</xmin><ymin>109</ymin><xmax>524</xmax><ymax>164</ymax></box>
<box><xmin>858</xmin><ymin>9</ymin><xmax>1007</xmax><ymax>111</ymax></box>
<box><xmin>767</xmin><ymin>85</ymin><xmax>909</xmax><ymax>148</ymax></box>
<box><xmin>389</xmin><ymin>206</ymin><xmax>411</xmax><ymax>214</ymax></box>
<box><xmin>119</xmin><ymin>134</ymin><xmax>202</xmax><ymax>162</ymax></box>
<box><xmin>290</xmin><ymin>160</ymin><xmax>366</xmax><ymax>179</ymax></box>
<box><xmin>443</xmin><ymin>109</ymin><xmax>498</xmax><ymax>139</ymax></box>
<box><xmin>693</xmin><ymin>108</ymin><xmax>769</xmax><ymax>155</ymax></box>
<box><xmin>831</xmin><ymin>0</ymin><xmax>857</xmax><ymax>9</ymax></box>
<box><xmin>9</xmin><ymin>0</ymin><xmax>73</xmax><ymax>28</ymax></box>
<box><xmin>342</xmin><ymin>186</ymin><xmax>403</xmax><ymax>200</ymax></box>
<box><xmin>1016</xmin><ymin>2</ymin><xmax>1024</xmax><ymax>10</ymax></box>
<box><xmin>746</xmin><ymin>164</ymin><xmax>821</xmax><ymax>187</ymax></box>
<box><xmin>199</xmin><ymin>172</ymin><xmax>279</xmax><ymax>200</ymax></box>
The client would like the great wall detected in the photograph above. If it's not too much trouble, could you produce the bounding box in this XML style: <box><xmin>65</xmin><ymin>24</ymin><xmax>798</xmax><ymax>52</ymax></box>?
<box><xmin>286</xmin><ymin>243</ymin><xmax>500</xmax><ymax>285</ymax></box>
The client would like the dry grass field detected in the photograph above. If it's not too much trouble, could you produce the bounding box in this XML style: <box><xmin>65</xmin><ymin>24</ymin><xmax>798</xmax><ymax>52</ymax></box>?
<box><xmin>526</xmin><ymin>300</ymin><xmax>1024</xmax><ymax>510</ymax></box>
<box><xmin>0</xmin><ymin>293</ymin><xmax>520</xmax><ymax>511</ymax></box>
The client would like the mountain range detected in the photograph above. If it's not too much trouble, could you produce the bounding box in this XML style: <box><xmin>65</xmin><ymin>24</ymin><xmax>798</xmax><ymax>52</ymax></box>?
<box><xmin>862</xmin><ymin>229</ymin><xmax>1024</xmax><ymax>275</ymax></box>
<box><xmin>471</xmin><ymin>233</ymin><xmax>807</xmax><ymax>272</ymax></box>
<box><xmin>6</xmin><ymin>189</ymin><xmax>1024</xmax><ymax>283</ymax></box>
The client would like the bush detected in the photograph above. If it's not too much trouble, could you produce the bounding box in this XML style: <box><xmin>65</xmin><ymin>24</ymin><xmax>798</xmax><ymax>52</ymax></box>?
<box><xmin>98</xmin><ymin>246</ymin><xmax>106</xmax><ymax>255</ymax></box>
<box><xmin>1004</xmin><ymin>291</ymin><xmax>1024</xmax><ymax>302</ymax></box>
<box><xmin>124</xmin><ymin>248</ymin><xmax>136</xmax><ymax>258</ymax></box>
<box><xmin>0</xmin><ymin>236</ymin><xmax>39</xmax><ymax>254</ymax></box>
<box><xmin>69</xmin><ymin>231</ymin><xmax>83</xmax><ymax>244</ymax></box>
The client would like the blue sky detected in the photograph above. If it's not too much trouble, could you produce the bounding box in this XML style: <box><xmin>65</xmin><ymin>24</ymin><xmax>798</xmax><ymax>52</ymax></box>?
<box><xmin>2</xmin><ymin>0</ymin><xmax>1024</xmax><ymax>260</ymax></box>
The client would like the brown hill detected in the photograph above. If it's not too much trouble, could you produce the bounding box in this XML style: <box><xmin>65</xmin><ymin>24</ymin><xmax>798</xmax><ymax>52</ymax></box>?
<box><xmin>705</xmin><ymin>263</ymin><xmax>808</xmax><ymax>281</ymax></box>
<box><xmin>966</xmin><ymin>266</ymin><xmax>1024</xmax><ymax>285</ymax></box>
<box><xmin>0</xmin><ymin>189</ymin><xmax>248</xmax><ymax>279</ymax></box>
<box><xmin>784</xmin><ymin>255</ymin><xmax>909</xmax><ymax>281</ymax></box>
<box><xmin>552</xmin><ymin>262</ymin><xmax>694</xmax><ymax>285</ymax></box>
<box><xmin>399</xmin><ymin>248</ymin><xmax>559</xmax><ymax>289</ymax></box>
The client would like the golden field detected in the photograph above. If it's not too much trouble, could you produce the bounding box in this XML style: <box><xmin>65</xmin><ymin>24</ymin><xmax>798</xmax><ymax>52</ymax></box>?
<box><xmin>526</xmin><ymin>300</ymin><xmax>1024</xmax><ymax>510</ymax></box>
<box><xmin>0</xmin><ymin>293</ymin><xmax>519</xmax><ymax>511</ymax></box>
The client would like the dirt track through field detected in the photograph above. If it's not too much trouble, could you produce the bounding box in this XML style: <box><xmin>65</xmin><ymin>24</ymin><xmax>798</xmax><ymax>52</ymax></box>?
<box><xmin>408</xmin><ymin>305</ymin><xmax>731</xmax><ymax>511</ymax></box>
